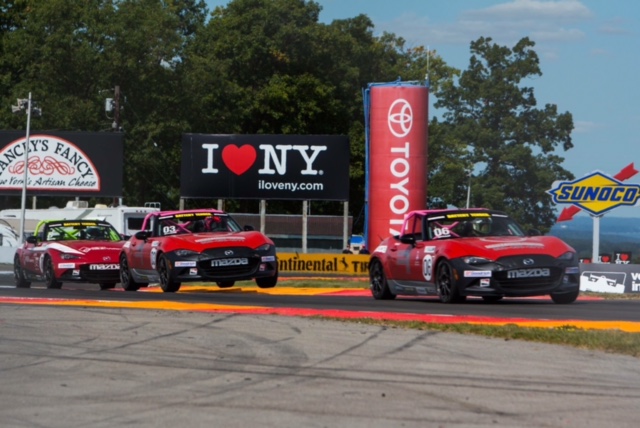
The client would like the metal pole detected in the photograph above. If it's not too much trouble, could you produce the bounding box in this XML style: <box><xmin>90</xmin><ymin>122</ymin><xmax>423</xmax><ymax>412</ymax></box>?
<box><xmin>465</xmin><ymin>171</ymin><xmax>471</xmax><ymax>209</ymax></box>
<box><xmin>592</xmin><ymin>215</ymin><xmax>600</xmax><ymax>262</ymax></box>
<box><xmin>18</xmin><ymin>93</ymin><xmax>33</xmax><ymax>244</ymax></box>
<box><xmin>302</xmin><ymin>200</ymin><xmax>308</xmax><ymax>253</ymax></box>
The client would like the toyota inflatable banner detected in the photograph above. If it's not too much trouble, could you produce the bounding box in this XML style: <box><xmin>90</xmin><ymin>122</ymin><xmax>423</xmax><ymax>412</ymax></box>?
<box><xmin>364</xmin><ymin>82</ymin><xmax>429</xmax><ymax>249</ymax></box>
<box><xmin>0</xmin><ymin>131</ymin><xmax>123</xmax><ymax>197</ymax></box>
<box><xmin>181</xmin><ymin>134</ymin><xmax>350</xmax><ymax>201</ymax></box>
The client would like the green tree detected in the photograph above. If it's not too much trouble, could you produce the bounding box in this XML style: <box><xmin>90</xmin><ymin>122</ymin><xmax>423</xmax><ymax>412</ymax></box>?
<box><xmin>433</xmin><ymin>37</ymin><xmax>574</xmax><ymax>231</ymax></box>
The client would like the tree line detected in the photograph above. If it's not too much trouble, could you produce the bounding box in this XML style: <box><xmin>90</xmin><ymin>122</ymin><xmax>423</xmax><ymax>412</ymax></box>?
<box><xmin>0</xmin><ymin>0</ymin><xmax>574</xmax><ymax>232</ymax></box>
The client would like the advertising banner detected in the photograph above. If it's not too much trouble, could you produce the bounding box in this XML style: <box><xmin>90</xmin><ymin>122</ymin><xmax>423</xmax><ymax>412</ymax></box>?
<box><xmin>181</xmin><ymin>134</ymin><xmax>349</xmax><ymax>201</ymax></box>
<box><xmin>278</xmin><ymin>252</ymin><xmax>370</xmax><ymax>276</ymax></box>
<box><xmin>580</xmin><ymin>263</ymin><xmax>640</xmax><ymax>294</ymax></box>
<box><xmin>0</xmin><ymin>131</ymin><xmax>123</xmax><ymax>197</ymax></box>
<box><xmin>365</xmin><ymin>83</ymin><xmax>428</xmax><ymax>249</ymax></box>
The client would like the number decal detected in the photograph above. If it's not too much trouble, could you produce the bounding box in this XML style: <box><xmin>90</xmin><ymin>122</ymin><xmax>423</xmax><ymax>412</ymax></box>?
<box><xmin>433</xmin><ymin>228</ymin><xmax>450</xmax><ymax>239</ymax></box>
<box><xmin>163</xmin><ymin>225</ymin><xmax>177</xmax><ymax>235</ymax></box>
<box><xmin>422</xmin><ymin>254</ymin><xmax>433</xmax><ymax>281</ymax></box>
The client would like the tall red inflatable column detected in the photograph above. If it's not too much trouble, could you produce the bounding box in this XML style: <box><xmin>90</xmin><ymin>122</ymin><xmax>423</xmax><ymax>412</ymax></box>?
<box><xmin>366</xmin><ymin>82</ymin><xmax>428</xmax><ymax>249</ymax></box>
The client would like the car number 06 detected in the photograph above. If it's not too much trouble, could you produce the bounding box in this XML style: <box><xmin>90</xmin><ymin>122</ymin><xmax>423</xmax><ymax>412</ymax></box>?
<box><xmin>422</xmin><ymin>254</ymin><xmax>433</xmax><ymax>281</ymax></box>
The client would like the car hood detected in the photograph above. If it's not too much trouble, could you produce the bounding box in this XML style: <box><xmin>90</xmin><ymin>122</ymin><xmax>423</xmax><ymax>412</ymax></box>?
<box><xmin>43</xmin><ymin>240</ymin><xmax>125</xmax><ymax>256</ymax></box>
<box><xmin>159</xmin><ymin>231</ymin><xmax>274</xmax><ymax>251</ymax></box>
<box><xmin>446</xmin><ymin>235</ymin><xmax>574</xmax><ymax>258</ymax></box>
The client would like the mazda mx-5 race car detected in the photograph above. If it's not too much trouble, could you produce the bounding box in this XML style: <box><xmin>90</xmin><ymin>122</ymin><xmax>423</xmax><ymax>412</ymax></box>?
<box><xmin>119</xmin><ymin>209</ymin><xmax>278</xmax><ymax>292</ymax></box>
<box><xmin>14</xmin><ymin>219</ymin><xmax>125</xmax><ymax>290</ymax></box>
<box><xmin>369</xmin><ymin>209</ymin><xmax>581</xmax><ymax>304</ymax></box>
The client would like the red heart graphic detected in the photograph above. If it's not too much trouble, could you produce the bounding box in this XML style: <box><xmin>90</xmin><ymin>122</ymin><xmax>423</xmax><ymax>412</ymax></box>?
<box><xmin>620</xmin><ymin>253</ymin><xmax>629</xmax><ymax>261</ymax></box>
<box><xmin>222</xmin><ymin>144</ymin><xmax>257</xmax><ymax>176</ymax></box>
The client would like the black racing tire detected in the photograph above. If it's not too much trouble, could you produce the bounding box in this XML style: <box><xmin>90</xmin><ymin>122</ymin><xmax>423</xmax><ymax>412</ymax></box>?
<box><xmin>256</xmin><ymin>273</ymin><xmax>277</xmax><ymax>289</ymax></box>
<box><xmin>216</xmin><ymin>281</ymin><xmax>236</xmax><ymax>288</ymax></box>
<box><xmin>550</xmin><ymin>288</ymin><xmax>579</xmax><ymax>304</ymax></box>
<box><xmin>436</xmin><ymin>260</ymin><xmax>465</xmax><ymax>303</ymax></box>
<box><xmin>369</xmin><ymin>259</ymin><xmax>395</xmax><ymax>300</ymax></box>
<box><xmin>14</xmin><ymin>254</ymin><xmax>31</xmax><ymax>288</ymax></box>
<box><xmin>44</xmin><ymin>256</ymin><xmax>62</xmax><ymax>289</ymax></box>
<box><xmin>119</xmin><ymin>253</ymin><xmax>146</xmax><ymax>291</ymax></box>
<box><xmin>99</xmin><ymin>283</ymin><xmax>117</xmax><ymax>290</ymax></box>
<box><xmin>482</xmin><ymin>296</ymin><xmax>503</xmax><ymax>303</ymax></box>
<box><xmin>158</xmin><ymin>254</ymin><xmax>181</xmax><ymax>293</ymax></box>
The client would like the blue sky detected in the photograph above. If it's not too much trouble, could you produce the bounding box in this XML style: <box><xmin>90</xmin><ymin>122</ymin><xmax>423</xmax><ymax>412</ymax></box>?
<box><xmin>205</xmin><ymin>0</ymin><xmax>640</xmax><ymax>218</ymax></box>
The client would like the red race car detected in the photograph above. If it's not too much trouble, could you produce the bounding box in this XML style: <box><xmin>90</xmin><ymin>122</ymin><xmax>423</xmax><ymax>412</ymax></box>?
<box><xmin>14</xmin><ymin>219</ymin><xmax>125</xmax><ymax>290</ymax></box>
<box><xmin>119</xmin><ymin>209</ymin><xmax>278</xmax><ymax>292</ymax></box>
<box><xmin>369</xmin><ymin>209</ymin><xmax>581</xmax><ymax>304</ymax></box>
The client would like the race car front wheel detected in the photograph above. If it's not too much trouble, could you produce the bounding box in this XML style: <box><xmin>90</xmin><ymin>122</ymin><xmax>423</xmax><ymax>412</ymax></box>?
<box><xmin>369</xmin><ymin>260</ymin><xmax>395</xmax><ymax>300</ymax></box>
<box><xmin>436</xmin><ymin>260</ymin><xmax>465</xmax><ymax>303</ymax></box>
<box><xmin>44</xmin><ymin>256</ymin><xmax>62</xmax><ymax>289</ymax></box>
<box><xmin>158</xmin><ymin>254</ymin><xmax>181</xmax><ymax>293</ymax></box>
<box><xmin>119</xmin><ymin>253</ymin><xmax>147</xmax><ymax>291</ymax></box>
<box><xmin>14</xmin><ymin>255</ymin><xmax>31</xmax><ymax>288</ymax></box>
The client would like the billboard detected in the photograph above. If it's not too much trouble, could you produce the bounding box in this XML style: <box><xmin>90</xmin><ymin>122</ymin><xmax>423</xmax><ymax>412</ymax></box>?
<box><xmin>0</xmin><ymin>131</ymin><xmax>123</xmax><ymax>197</ymax></box>
<box><xmin>181</xmin><ymin>134</ymin><xmax>349</xmax><ymax>201</ymax></box>
<box><xmin>364</xmin><ymin>83</ymin><xmax>428</xmax><ymax>249</ymax></box>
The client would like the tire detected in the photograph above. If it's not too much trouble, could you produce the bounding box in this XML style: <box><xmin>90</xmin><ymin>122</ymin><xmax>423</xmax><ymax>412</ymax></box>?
<box><xmin>119</xmin><ymin>253</ymin><xmax>147</xmax><ymax>292</ymax></box>
<box><xmin>436</xmin><ymin>260</ymin><xmax>465</xmax><ymax>303</ymax></box>
<box><xmin>256</xmin><ymin>273</ymin><xmax>277</xmax><ymax>289</ymax></box>
<box><xmin>369</xmin><ymin>260</ymin><xmax>395</xmax><ymax>300</ymax></box>
<box><xmin>99</xmin><ymin>283</ymin><xmax>117</xmax><ymax>290</ymax></box>
<box><xmin>551</xmin><ymin>288</ymin><xmax>579</xmax><ymax>304</ymax></box>
<box><xmin>44</xmin><ymin>256</ymin><xmax>62</xmax><ymax>289</ymax></box>
<box><xmin>14</xmin><ymin>255</ymin><xmax>31</xmax><ymax>288</ymax></box>
<box><xmin>217</xmin><ymin>281</ymin><xmax>236</xmax><ymax>288</ymax></box>
<box><xmin>158</xmin><ymin>254</ymin><xmax>181</xmax><ymax>293</ymax></box>
<box><xmin>482</xmin><ymin>296</ymin><xmax>503</xmax><ymax>303</ymax></box>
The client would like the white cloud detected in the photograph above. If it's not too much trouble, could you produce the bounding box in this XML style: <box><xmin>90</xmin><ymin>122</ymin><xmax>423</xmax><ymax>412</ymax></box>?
<box><xmin>465</xmin><ymin>0</ymin><xmax>593</xmax><ymax>22</ymax></box>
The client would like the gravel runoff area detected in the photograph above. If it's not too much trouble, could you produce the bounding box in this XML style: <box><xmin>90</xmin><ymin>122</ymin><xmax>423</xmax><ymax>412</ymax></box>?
<box><xmin>0</xmin><ymin>305</ymin><xmax>639</xmax><ymax>428</ymax></box>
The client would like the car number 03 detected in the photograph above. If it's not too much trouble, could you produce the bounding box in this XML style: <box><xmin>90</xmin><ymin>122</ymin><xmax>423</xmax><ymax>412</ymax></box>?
<box><xmin>163</xmin><ymin>225</ymin><xmax>177</xmax><ymax>235</ymax></box>
<box><xmin>422</xmin><ymin>254</ymin><xmax>433</xmax><ymax>281</ymax></box>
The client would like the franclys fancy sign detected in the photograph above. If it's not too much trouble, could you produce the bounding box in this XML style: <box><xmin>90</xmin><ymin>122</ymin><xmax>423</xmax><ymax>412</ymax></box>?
<box><xmin>0</xmin><ymin>131</ymin><xmax>123</xmax><ymax>197</ymax></box>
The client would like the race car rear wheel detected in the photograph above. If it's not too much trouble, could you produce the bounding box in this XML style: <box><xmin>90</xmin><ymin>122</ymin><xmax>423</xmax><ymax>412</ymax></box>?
<box><xmin>158</xmin><ymin>254</ymin><xmax>181</xmax><ymax>293</ymax></box>
<box><xmin>119</xmin><ymin>253</ymin><xmax>147</xmax><ymax>291</ymax></box>
<box><xmin>14</xmin><ymin>254</ymin><xmax>31</xmax><ymax>288</ymax></box>
<box><xmin>44</xmin><ymin>256</ymin><xmax>62</xmax><ymax>289</ymax></box>
<box><xmin>550</xmin><ymin>288</ymin><xmax>579</xmax><ymax>304</ymax></box>
<box><xmin>217</xmin><ymin>281</ymin><xmax>236</xmax><ymax>288</ymax></box>
<box><xmin>370</xmin><ymin>260</ymin><xmax>395</xmax><ymax>300</ymax></box>
<box><xmin>256</xmin><ymin>273</ymin><xmax>277</xmax><ymax>288</ymax></box>
<box><xmin>436</xmin><ymin>260</ymin><xmax>465</xmax><ymax>303</ymax></box>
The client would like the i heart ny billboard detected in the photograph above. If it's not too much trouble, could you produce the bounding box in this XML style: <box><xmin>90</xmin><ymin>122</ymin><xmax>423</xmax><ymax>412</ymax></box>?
<box><xmin>181</xmin><ymin>134</ymin><xmax>350</xmax><ymax>201</ymax></box>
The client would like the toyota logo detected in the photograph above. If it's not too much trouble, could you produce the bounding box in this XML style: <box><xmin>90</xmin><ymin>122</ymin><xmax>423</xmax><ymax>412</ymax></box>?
<box><xmin>225</xmin><ymin>250</ymin><xmax>234</xmax><ymax>256</ymax></box>
<box><xmin>388</xmin><ymin>99</ymin><xmax>413</xmax><ymax>137</ymax></box>
<box><xmin>523</xmin><ymin>258</ymin><xmax>535</xmax><ymax>265</ymax></box>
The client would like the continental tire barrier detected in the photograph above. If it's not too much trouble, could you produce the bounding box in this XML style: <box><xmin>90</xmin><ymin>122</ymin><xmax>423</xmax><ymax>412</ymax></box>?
<box><xmin>580</xmin><ymin>263</ymin><xmax>640</xmax><ymax>294</ymax></box>
<box><xmin>278</xmin><ymin>253</ymin><xmax>370</xmax><ymax>276</ymax></box>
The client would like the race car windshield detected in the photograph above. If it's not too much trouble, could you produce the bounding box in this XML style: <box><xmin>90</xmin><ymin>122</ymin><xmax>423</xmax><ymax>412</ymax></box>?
<box><xmin>157</xmin><ymin>213</ymin><xmax>242</xmax><ymax>236</ymax></box>
<box><xmin>428</xmin><ymin>214</ymin><xmax>526</xmax><ymax>239</ymax></box>
<box><xmin>41</xmin><ymin>222</ymin><xmax>122</xmax><ymax>242</ymax></box>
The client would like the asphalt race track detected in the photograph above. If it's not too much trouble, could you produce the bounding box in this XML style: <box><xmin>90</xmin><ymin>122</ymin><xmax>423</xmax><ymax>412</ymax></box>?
<box><xmin>2</xmin><ymin>272</ymin><xmax>640</xmax><ymax>427</ymax></box>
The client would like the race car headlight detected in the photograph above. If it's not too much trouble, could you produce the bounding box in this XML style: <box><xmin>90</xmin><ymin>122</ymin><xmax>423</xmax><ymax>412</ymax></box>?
<box><xmin>462</xmin><ymin>256</ymin><xmax>493</xmax><ymax>265</ymax></box>
<box><xmin>557</xmin><ymin>251</ymin><xmax>575</xmax><ymax>261</ymax></box>
<box><xmin>255</xmin><ymin>243</ymin><xmax>272</xmax><ymax>252</ymax></box>
<box><xmin>60</xmin><ymin>253</ymin><xmax>81</xmax><ymax>260</ymax></box>
<box><xmin>174</xmin><ymin>249</ymin><xmax>200</xmax><ymax>257</ymax></box>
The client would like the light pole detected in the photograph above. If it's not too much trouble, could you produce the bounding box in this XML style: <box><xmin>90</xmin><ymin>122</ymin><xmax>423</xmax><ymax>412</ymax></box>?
<box><xmin>11</xmin><ymin>93</ymin><xmax>41</xmax><ymax>244</ymax></box>
<box><xmin>465</xmin><ymin>170</ymin><xmax>472</xmax><ymax>209</ymax></box>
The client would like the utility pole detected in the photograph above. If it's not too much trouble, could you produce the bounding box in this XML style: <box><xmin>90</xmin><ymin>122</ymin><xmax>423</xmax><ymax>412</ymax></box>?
<box><xmin>113</xmin><ymin>85</ymin><xmax>121</xmax><ymax>132</ymax></box>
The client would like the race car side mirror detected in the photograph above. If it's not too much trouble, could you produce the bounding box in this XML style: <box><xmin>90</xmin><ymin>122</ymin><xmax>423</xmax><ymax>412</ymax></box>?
<box><xmin>244</xmin><ymin>225</ymin><xmax>254</xmax><ymax>231</ymax></box>
<box><xmin>527</xmin><ymin>228</ymin><xmax>542</xmax><ymax>236</ymax></box>
<box><xmin>400</xmin><ymin>234</ymin><xmax>415</xmax><ymax>245</ymax></box>
<box><xmin>26</xmin><ymin>235</ymin><xmax>38</xmax><ymax>244</ymax></box>
<box><xmin>134</xmin><ymin>230</ymin><xmax>152</xmax><ymax>241</ymax></box>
